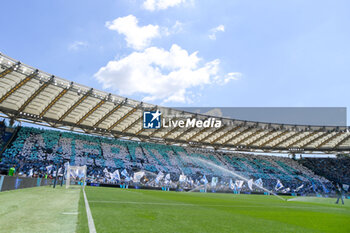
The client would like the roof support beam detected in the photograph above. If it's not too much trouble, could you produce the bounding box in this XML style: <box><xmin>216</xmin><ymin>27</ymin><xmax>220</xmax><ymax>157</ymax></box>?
<box><xmin>39</xmin><ymin>88</ymin><xmax>68</xmax><ymax>117</ymax></box>
<box><xmin>286</xmin><ymin>131</ymin><xmax>318</xmax><ymax>148</ymax></box>
<box><xmin>122</xmin><ymin>113</ymin><xmax>142</xmax><ymax>133</ymax></box>
<box><xmin>58</xmin><ymin>88</ymin><xmax>92</xmax><ymax>121</ymax></box>
<box><xmin>148</xmin><ymin>117</ymin><xmax>181</xmax><ymax>137</ymax></box>
<box><xmin>76</xmin><ymin>99</ymin><xmax>105</xmax><ymax>125</ymax></box>
<box><xmin>246</xmin><ymin>130</ymin><xmax>273</xmax><ymax>146</ymax></box>
<box><xmin>160</xmin><ymin>116</ymin><xmax>195</xmax><ymax>139</ymax></box>
<box><xmin>198</xmin><ymin>125</ymin><xmax>228</xmax><ymax>143</ymax></box>
<box><xmin>259</xmin><ymin>130</ymin><xmax>289</xmax><ymax>147</ymax></box>
<box><xmin>0</xmin><ymin>70</ymin><xmax>38</xmax><ymax>104</ymax></box>
<box><xmin>162</xmin><ymin>125</ymin><xmax>182</xmax><ymax>138</ymax></box>
<box><xmin>93</xmin><ymin>103</ymin><xmax>122</xmax><ymax>128</ymax></box>
<box><xmin>316</xmin><ymin>132</ymin><xmax>343</xmax><ymax>149</ymax></box>
<box><xmin>272</xmin><ymin>131</ymin><xmax>303</xmax><ymax>148</ymax></box>
<box><xmin>235</xmin><ymin>128</ymin><xmax>263</xmax><ymax>146</ymax></box>
<box><xmin>187</xmin><ymin>127</ymin><xmax>211</xmax><ymax>142</ymax></box>
<box><xmin>108</xmin><ymin>105</ymin><xmax>139</xmax><ymax>131</ymax></box>
<box><xmin>300</xmin><ymin>132</ymin><xmax>328</xmax><ymax>148</ymax></box>
<box><xmin>135</xmin><ymin>127</ymin><xmax>146</xmax><ymax>136</ymax></box>
<box><xmin>0</xmin><ymin>62</ymin><xmax>20</xmax><ymax>78</ymax></box>
<box><xmin>173</xmin><ymin>116</ymin><xmax>206</xmax><ymax>141</ymax></box>
<box><xmin>223</xmin><ymin>127</ymin><xmax>252</xmax><ymax>145</ymax></box>
<box><xmin>17</xmin><ymin>76</ymin><xmax>54</xmax><ymax>114</ymax></box>
<box><xmin>334</xmin><ymin>134</ymin><xmax>350</xmax><ymax>148</ymax></box>
<box><xmin>211</xmin><ymin>125</ymin><xmax>242</xmax><ymax>144</ymax></box>
<box><xmin>173</xmin><ymin>126</ymin><xmax>196</xmax><ymax>140</ymax></box>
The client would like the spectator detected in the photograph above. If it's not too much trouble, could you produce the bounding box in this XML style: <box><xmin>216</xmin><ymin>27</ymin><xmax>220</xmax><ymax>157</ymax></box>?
<box><xmin>8</xmin><ymin>165</ymin><xmax>16</xmax><ymax>176</ymax></box>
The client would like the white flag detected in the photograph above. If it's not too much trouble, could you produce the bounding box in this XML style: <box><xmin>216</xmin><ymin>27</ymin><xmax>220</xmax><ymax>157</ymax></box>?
<box><xmin>179</xmin><ymin>174</ymin><xmax>187</xmax><ymax>182</ymax></box>
<box><xmin>164</xmin><ymin>173</ymin><xmax>171</xmax><ymax>185</ymax></box>
<box><xmin>28</xmin><ymin>168</ymin><xmax>33</xmax><ymax>177</ymax></box>
<box><xmin>211</xmin><ymin>177</ymin><xmax>218</xmax><ymax>187</ymax></box>
<box><xmin>247</xmin><ymin>179</ymin><xmax>253</xmax><ymax>191</ymax></box>
<box><xmin>229</xmin><ymin>179</ymin><xmax>234</xmax><ymax>190</ymax></box>
<box><xmin>294</xmin><ymin>184</ymin><xmax>304</xmax><ymax>192</ymax></box>
<box><xmin>133</xmin><ymin>171</ymin><xmax>145</xmax><ymax>182</ymax></box>
<box><xmin>103</xmin><ymin>168</ymin><xmax>111</xmax><ymax>179</ymax></box>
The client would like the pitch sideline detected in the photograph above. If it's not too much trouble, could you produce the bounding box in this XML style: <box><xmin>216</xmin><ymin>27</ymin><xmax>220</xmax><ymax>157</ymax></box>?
<box><xmin>83</xmin><ymin>188</ymin><xmax>97</xmax><ymax>233</ymax></box>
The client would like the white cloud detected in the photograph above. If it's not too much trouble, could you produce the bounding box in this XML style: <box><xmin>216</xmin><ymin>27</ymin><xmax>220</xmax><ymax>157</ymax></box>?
<box><xmin>163</xmin><ymin>21</ymin><xmax>183</xmax><ymax>36</ymax></box>
<box><xmin>68</xmin><ymin>41</ymin><xmax>88</xmax><ymax>51</ymax></box>
<box><xmin>222</xmin><ymin>72</ymin><xmax>241</xmax><ymax>84</ymax></box>
<box><xmin>94</xmin><ymin>44</ymin><xmax>240</xmax><ymax>103</ymax></box>
<box><xmin>106</xmin><ymin>15</ymin><xmax>160</xmax><ymax>50</ymax></box>
<box><xmin>143</xmin><ymin>0</ymin><xmax>188</xmax><ymax>11</ymax></box>
<box><xmin>209</xmin><ymin>25</ymin><xmax>225</xmax><ymax>40</ymax></box>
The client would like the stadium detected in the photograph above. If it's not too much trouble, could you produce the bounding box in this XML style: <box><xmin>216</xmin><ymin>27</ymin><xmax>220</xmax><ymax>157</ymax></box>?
<box><xmin>1</xmin><ymin>1</ymin><xmax>350</xmax><ymax>233</ymax></box>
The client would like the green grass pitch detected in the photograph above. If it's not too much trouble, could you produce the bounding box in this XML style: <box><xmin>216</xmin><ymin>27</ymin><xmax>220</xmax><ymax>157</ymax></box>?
<box><xmin>0</xmin><ymin>186</ymin><xmax>349</xmax><ymax>232</ymax></box>
<box><xmin>82</xmin><ymin>187</ymin><xmax>350</xmax><ymax>233</ymax></box>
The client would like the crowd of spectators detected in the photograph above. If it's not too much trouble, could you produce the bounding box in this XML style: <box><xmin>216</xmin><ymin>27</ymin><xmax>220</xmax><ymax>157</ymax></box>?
<box><xmin>299</xmin><ymin>156</ymin><xmax>350</xmax><ymax>185</ymax></box>
<box><xmin>0</xmin><ymin>126</ymin><xmax>344</xmax><ymax>195</ymax></box>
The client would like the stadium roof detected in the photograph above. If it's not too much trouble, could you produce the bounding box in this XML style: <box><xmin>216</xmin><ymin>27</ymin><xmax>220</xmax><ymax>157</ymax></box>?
<box><xmin>0</xmin><ymin>52</ymin><xmax>350</xmax><ymax>154</ymax></box>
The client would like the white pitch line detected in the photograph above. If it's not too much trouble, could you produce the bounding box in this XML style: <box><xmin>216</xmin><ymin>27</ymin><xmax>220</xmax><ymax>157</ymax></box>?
<box><xmin>89</xmin><ymin>200</ymin><xmax>347</xmax><ymax>211</ymax></box>
<box><xmin>83</xmin><ymin>189</ymin><xmax>97</xmax><ymax>233</ymax></box>
<box><xmin>62</xmin><ymin>212</ymin><xmax>78</xmax><ymax>215</ymax></box>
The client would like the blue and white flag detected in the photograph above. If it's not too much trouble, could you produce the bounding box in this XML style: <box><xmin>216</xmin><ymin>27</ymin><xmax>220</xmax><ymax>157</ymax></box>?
<box><xmin>121</xmin><ymin>169</ymin><xmax>129</xmax><ymax>178</ymax></box>
<box><xmin>254</xmin><ymin>178</ymin><xmax>263</xmax><ymax>188</ymax></box>
<box><xmin>112</xmin><ymin>169</ymin><xmax>120</xmax><ymax>181</ymax></box>
<box><xmin>165</xmin><ymin>173</ymin><xmax>171</xmax><ymax>181</ymax></box>
<box><xmin>275</xmin><ymin>180</ymin><xmax>284</xmax><ymax>191</ymax></box>
<box><xmin>201</xmin><ymin>175</ymin><xmax>208</xmax><ymax>184</ymax></box>
<box><xmin>235</xmin><ymin>180</ymin><xmax>244</xmax><ymax>190</ymax></box>
<box><xmin>155</xmin><ymin>171</ymin><xmax>164</xmax><ymax>184</ymax></box>
<box><xmin>343</xmin><ymin>184</ymin><xmax>349</xmax><ymax>191</ymax></box>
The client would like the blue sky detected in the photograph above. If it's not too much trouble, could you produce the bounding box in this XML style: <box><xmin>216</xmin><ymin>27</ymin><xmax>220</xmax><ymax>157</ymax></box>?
<box><xmin>1</xmin><ymin>0</ymin><xmax>350</xmax><ymax>115</ymax></box>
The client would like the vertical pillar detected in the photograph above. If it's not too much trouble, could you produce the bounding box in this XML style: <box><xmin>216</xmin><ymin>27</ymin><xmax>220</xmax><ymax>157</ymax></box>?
<box><xmin>0</xmin><ymin>175</ymin><xmax>4</xmax><ymax>192</ymax></box>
